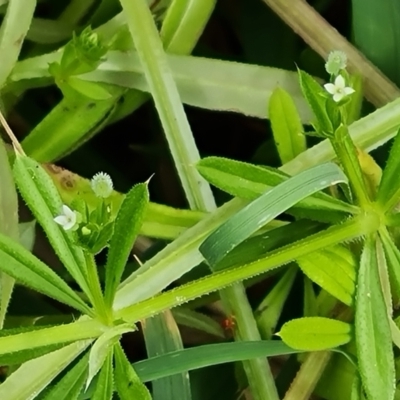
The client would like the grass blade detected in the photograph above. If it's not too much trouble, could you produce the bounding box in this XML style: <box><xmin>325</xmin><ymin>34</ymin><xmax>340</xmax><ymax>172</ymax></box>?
<box><xmin>142</xmin><ymin>311</ymin><xmax>191</xmax><ymax>400</ymax></box>
<box><xmin>200</xmin><ymin>163</ymin><xmax>347</xmax><ymax>266</ymax></box>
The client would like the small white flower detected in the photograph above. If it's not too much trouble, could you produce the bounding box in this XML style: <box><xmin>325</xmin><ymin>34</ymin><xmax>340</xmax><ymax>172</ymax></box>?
<box><xmin>325</xmin><ymin>50</ymin><xmax>347</xmax><ymax>75</ymax></box>
<box><xmin>324</xmin><ymin>75</ymin><xmax>355</xmax><ymax>102</ymax></box>
<box><xmin>91</xmin><ymin>172</ymin><xmax>113</xmax><ymax>198</ymax></box>
<box><xmin>54</xmin><ymin>205</ymin><xmax>77</xmax><ymax>231</ymax></box>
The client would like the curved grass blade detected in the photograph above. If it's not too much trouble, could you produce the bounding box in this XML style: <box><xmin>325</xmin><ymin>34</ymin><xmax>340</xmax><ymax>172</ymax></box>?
<box><xmin>134</xmin><ymin>341</ymin><xmax>299</xmax><ymax>383</ymax></box>
<box><xmin>200</xmin><ymin>162</ymin><xmax>348</xmax><ymax>266</ymax></box>
<box><xmin>104</xmin><ymin>182</ymin><xmax>149</xmax><ymax>307</ymax></box>
<box><xmin>196</xmin><ymin>156</ymin><xmax>357</xmax><ymax>215</ymax></box>
<box><xmin>355</xmin><ymin>235</ymin><xmax>395</xmax><ymax>400</ymax></box>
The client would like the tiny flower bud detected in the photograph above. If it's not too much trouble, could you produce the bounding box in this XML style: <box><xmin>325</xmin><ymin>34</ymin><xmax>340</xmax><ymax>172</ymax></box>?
<box><xmin>91</xmin><ymin>172</ymin><xmax>113</xmax><ymax>198</ymax></box>
<box><xmin>325</xmin><ymin>50</ymin><xmax>347</xmax><ymax>75</ymax></box>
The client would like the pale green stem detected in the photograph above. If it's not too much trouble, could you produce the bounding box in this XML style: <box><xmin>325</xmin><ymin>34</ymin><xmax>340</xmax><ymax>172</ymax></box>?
<box><xmin>84</xmin><ymin>252</ymin><xmax>110</xmax><ymax>324</ymax></box>
<box><xmin>262</xmin><ymin>0</ymin><xmax>400</xmax><ymax>107</ymax></box>
<box><xmin>119</xmin><ymin>0</ymin><xmax>279</xmax><ymax>398</ymax></box>
<box><xmin>283</xmin><ymin>351</ymin><xmax>332</xmax><ymax>400</ymax></box>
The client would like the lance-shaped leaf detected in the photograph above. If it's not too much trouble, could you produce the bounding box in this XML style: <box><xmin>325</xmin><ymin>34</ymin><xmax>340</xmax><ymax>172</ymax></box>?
<box><xmin>87</xmin><ymin>323</ymin><xmax>133</xmax><ymax>390</ymax></box>
<box><xmin>377</xmin><ymin>128</ymin><xmax>400</xmax><ymax>210</ymax></box>
<box><xmin>355</xmin><ymin>236</ymin><xmax>395</xmax><ymax>400</ymax></box>
<box><xmin>298</xmin><ymin>69</ymin><xmax>333</xmax><ymax>135</ymax></box>
<box><xmin>13</xmin><ymin>155</ymin><xmax>92</xmax><ymax>300</ymax></box>
<box><xmin>0</xmin><ymin>231</ymin><xmax>91</xmax><ymax>314</ymax></box>
<box><xmin>91</xmin><ymin>351</ymin><xmax>113</xmax><ymax>400</ymax></box>
<box><xmin>0</xmin><ymin>137</ymin><xmax>19</xmax><ymax>328</ymax></box>
<box><xmin>297</xmin><ymin>244</ymin><xmax>356</xmax><ymax>306</ymax></box>
<box><xmin>42</xmin><ymin>352</ymin><xmax>89</xmax><ymax>400</ymax></box>
<box><xmin>269</xmin><ymin>87</ymin><xmax>306</xmax><ymax>164</ymax></box>
<box><xmin>104</xmin><ymin>182</ymin><xmax>149</xmax><ymax>308</ymax></box>
<box><xmin>200</xmin><ymin>162</ymin><xmax>348</xmax><ymax>266</ymax></box>
<box><xmin>114</xmin><ymin>342</ymin><xmax>151</xmax><ymax>400</ymax></box>
<box><xmin>278</xmin><ymin>317</ymin><xmax>351</xmax><ymax>351</ymax></box>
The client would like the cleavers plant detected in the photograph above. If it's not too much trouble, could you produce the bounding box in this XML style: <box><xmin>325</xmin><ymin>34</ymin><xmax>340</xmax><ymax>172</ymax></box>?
<box><xmin>1</xmin><ymin>1</ymin><xmax>400</xmax><ymax>400</ymax></box>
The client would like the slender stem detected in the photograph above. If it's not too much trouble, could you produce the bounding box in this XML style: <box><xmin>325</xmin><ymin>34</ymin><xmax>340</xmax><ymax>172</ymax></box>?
<box><xmin>119</xmin><ymin>0</ymin><xmax>280</xmax><ymax>398</ymax></box>
<box><xmin>119</xmin><ymin>0</ymin><xmax>215</xmax><ymax>212</ymax></box>
<box><xmin>84</xmin><ymin>252</ymin><xmax>111</xmax><ymax>323</ymax></box>
<box><xmin>262</xmin><ymin>0</ymin><xmax>400</xmax><ymax>107</ymax></box>
<box><xmin>117</xmin><ymin>214</ymin><xmax>379</xmax><ymax>323</ymax></box>
<box><xmin>283</xmin><ymin>351</ymin><xmax>332</xmax><ymax>400</ymax></box>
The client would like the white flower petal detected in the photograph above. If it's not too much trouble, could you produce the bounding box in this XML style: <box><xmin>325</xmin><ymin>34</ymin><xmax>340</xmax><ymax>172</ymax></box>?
<box><xmin>54</xmin><ymin>205</ymin><xmax>77</xmax><ymax>231</ymax></box>
<box><xmin>324</xmin><ymin>83</ymin><xmax>337</xmax><ymax>94</ymax></box>
<box><xmin>54</xmin><ymin>215</ymin><xmax>69</xmax><ymax>226</ymax></box>
<box><xmin>343</xmin><ymin>87</ymin><xmax>355</xmax><ymax>96</ymax></box>
<box><xmin>333</xmin><ymin>93</ymin><xmax>344</xmax><ymax>102</ymax></box>
<box><xmin>334</xmin><ymin>75</ymin><xmax>346</xmax><ymax>89</ymax></box>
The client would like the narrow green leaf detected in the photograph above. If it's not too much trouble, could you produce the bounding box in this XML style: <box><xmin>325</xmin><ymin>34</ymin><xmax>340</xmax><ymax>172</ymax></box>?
<box><xmin>142</xmin><ymin>310</ymin><xmax>191</xmax><ymax>400</ymax></box>
<box><xmin>104</xmin><ymin>182</ymin><xmax>149</xmax><ymax>307</ymax></box>
<box><xmin>172</xmin><ymin>308</ymin><xmax>225</xmax><ymax>339</ymax></box>
<box><xmin>196</xmin><ymin>156</ymin><xmax>357</xmax><ymax>215</ymax></box>
<box><xmin>21</xmin><ymin>93</ymin><xmax>119</xmax><ymax>162</ymax></box>
<box><xmin>42</xmin><ymin>352</ymin><xmax>89</xmax><ymax>400</ymax></box>
<box><xmin>81</xmin><ymin>51</ymin><xmax>314</xmax><ymax>124</ymax></box>
<box><xmin>278</xmin><ymin>317</ymin><xmax>351</xmax><ymax>351</ymax></box>
<box><xmin>332</xmin><ymin>124</ymin><xmax>371</xmax><ymax>206</ymax></box>
<box><xmin>0</xmin><ymin>137</ymin><xmax>19</xmax><ymax>328</ymax></box>
<box><xmin>297</xmin><ymin>69</ymin><xmax>333</xmax><ymax>135</ymax></box>
<box><xmin>133</xmin><ymin>341</ymin><xmax>299</xmax><ymax>383</ymax></box>
<box><xmin>269</xmin><ymin>87</ymin><xmax>306</xmax><ymax>164</ymax></box>
<box><xmin>0</xmin><ymin>340</ymin><xmax>92</xmax><ymax>400</ymax></box>
<box><xmin>0</xmin><ymin>231</ymin><xmax>91</xmax><ymax>314</ymax></box>
<box><xmin>377</xmin><ymin>128</ymin><xmax>400</xmax><ymax>209</ymax></box>
<box><xmin>303</xmin><ymin>277</ymin><xmax>318</xmax><ymax>317</ymax></box>
<box><xmin>91</xmin><ymin>351</ymin><xmax>113</xmax><ymax>400</ymax></box>
<box><xmin>297</xmin><ymin>244</ymin><xmax>356</xmax><ymax>306</ymax></box>
<box><xmin>13</xmin><ymin>155</ymin><xmax>91</xmax><ymax>301</ymax></box>
<box><xmin>87</xmin><ymin>323</ymin><xmax>133</xmax><ymax>390</ymax></box>
<box><xmin>355</xmin><ymin>235</ymin><xmax>395</xmax><ymax>400</ymax></box>
<box><xmin>380</xmin><ymin>227</ymin><xmax>400</xmax><ymax>306</ymax></box>
<box><xmin>200</xmin><ymin>163</ymin><xmax>348</xmax><ymax>266</ymax></box>
<box><xmin>114</xmin><ymin>342</ymin><xmax>151</xmax><ymax>400</ymax></box>
<box><xmin>256</xmin><ymin>266</ymin><xmax>297</xmax><ymax>339</ymax></box>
